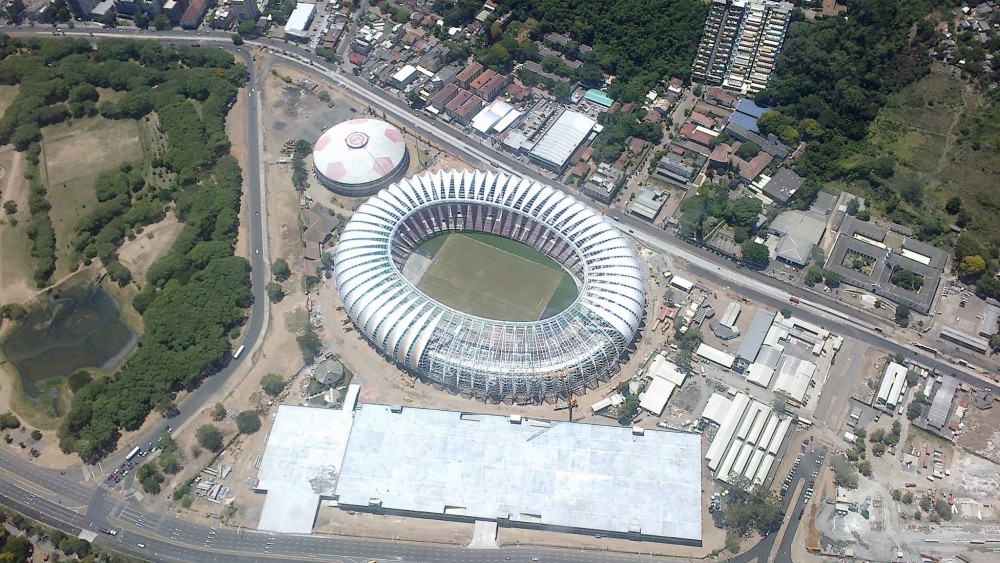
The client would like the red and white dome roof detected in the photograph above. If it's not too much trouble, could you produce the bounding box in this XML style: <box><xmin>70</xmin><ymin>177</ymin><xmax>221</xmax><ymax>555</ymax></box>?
<box><xmin>314</xmin><ymin>118</ymin><xmax>408</xmax><ymax>187</ymax></box>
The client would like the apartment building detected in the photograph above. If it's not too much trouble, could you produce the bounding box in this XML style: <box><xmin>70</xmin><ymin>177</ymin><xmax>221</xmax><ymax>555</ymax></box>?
<box><xmin>691</xmin><ymin>0</ymin><xmax>792</xmax><ymax>95</ymax></box>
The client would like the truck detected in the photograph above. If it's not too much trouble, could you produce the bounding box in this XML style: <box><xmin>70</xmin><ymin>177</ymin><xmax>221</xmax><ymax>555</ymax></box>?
<box><xmin>844</xmin><ymin>432</ymin><xmax>857</xmax><ymax>444</ymax></box>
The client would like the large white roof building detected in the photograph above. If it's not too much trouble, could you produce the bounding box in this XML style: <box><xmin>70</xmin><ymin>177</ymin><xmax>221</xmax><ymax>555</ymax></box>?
<box><xmin>313</xmin><ymin>118</ymin><xmax>410</xmax><ymax>197</ymax></box>
<box><xmin>333</xmin><ymin>170</ymin><xmax>646</xmax><ymax>400</ymax></box>
<box><xmin>528</xmin><ymin>110</ymin><xmax>596</xmax><ymax>171</ymax></box>
<box><xmin>336</xmin><ymin>404</ymin><xmax>703</xmax><ymax>544</ymax></box>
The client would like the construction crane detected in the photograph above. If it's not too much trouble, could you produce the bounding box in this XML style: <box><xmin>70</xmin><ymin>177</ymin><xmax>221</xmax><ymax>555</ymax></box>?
<box><xmin>564</xmin><ymin>377</ymin><xmax>576</xmax><ymax>422</ymax></box>
<box><xmin>551</xmin><ymin>370</ymin><xmax>577</xmax><ymax>420</ymax></box>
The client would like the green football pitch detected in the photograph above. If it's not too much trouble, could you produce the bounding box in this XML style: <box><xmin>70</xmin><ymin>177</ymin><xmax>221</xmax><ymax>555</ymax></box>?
<box><xmin>415</xmin><ymin>233</ymin><xmax>577</xmax><ymax>322</ymax></box>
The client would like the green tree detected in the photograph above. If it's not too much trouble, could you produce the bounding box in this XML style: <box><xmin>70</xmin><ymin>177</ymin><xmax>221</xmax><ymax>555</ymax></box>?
<box><xmin>934</xmin><ymin>499</ymin><xmax>952</xmax><ymax>520</ymax></box>
<box><xmin>265</xmin><ymin>281</ymin><xmax>284</xmax><ymax>303</ymax></box>
<box><xmin>236</xmin><ymin>410</ymin><xmax>261</xmax><ymax>434</ymax></box>
<box><xmin>98</xmin><ymin>9</ymin><xmax>117</xmax><ymax>27</ymax></box>
<box><xmin>735</xmin><ymin>141</ymin><xmax>761</xmax><ymax>159</ymax></box>
<box><xmin>741</xmin><ymin>241</ymin><xmax>769</xmax><ymax>268</ymax></box>
<box><xmin>196</xmin><ymin>424</ymin><xmax>224</xmax><ymax>452</ymax></box>
<box><xmin>726</xmin><ymin>197</ymin><xmax>763</xmax><ymax>229</ymax></box>
<box><xmin>106</xmin><ymin>260</ymin><xmax>132</xmax><ymax>287</ymax></box>
<box><xmin>990</xmin><ymin>333</ymin><xmax>1000</xmax><ymax>353</ymax></box>
<box><xmin>237</xmin><ymin>21</ymin><xmax>258</xmax><ymax>37</ymax></box>
<box><xmin>297</xmin><ymin>323</ymin><xmax>322</xmax><ymax>362</ymax></box>
<box><xmin>260</xmin><ymin>373</ymin><xmax>287</xmax><ymax>397</ymax></box>
<box><xmin>823</xmin><ymin>270</ymin><xmax>841</xmax><ymax>288</ymax></box>
<box><xmin>858</xmin><ymin>458</ymin><xmax>881</xmax><ymax>477</ymax></box>
<box><xmin>945</xmin><ymin>196</ymin><xmax>962</xmax><ymax>215</ymax></box>
<box><xmin>0</xmin><ymin>412</ymin><xmax>21</xmax><ymax>431</ymax></box>
<box><xmin>832</xmin><ymin>454</ymin><xmax>858</xmax><ymax>488</ymax></box>
<box><xmin>902</xmin><ymin>491</ymin><xmax>914</xmax><ymax>504</ymax></box>
<box><xmin>724</xmin><ymin>477</ymin><xmax>783</xmax><ymax>536</ymax></box>
<box><xmin>272</xmin><ymin>258</ymin><xmax>290</xmax><ymax>281</ymax></box>
<box><xmin>804</xmin><ymin>267</ymin><xmax>824</xmax><ymax>286</ymax></box>
<box><xmin>30</xmin><ymin>429</ymin><xmax>42</xmax><ymax>440</ymax></box>
<box><xmin>895</xmin><ymin>304</ymin><xmax>911</xmax><ymax>327</ymax></box>
<box><xmin>960</xmin><ymin>255</ymin><xmax>986</xmax><ymax>276</ymax></box>
<box><xmin>231</xmin><ymin>34</ymin><xmax>244</xmax><ymax>46</ymax></box>
<box><xmin>152</xmin><ymin>14</ymin><xmax>170</xmax><ymax>30</ymax></box>
<box><xmin>159</xmin><ymin>450</ymin><xmax>181</xmax><ymax>474</ymax></box>
<box><xmin>211</xmin><ymin>403</ymin><xmax>227</xmax><ymax>422</ymax></box>
<box><xmin>2</xmin><ymin>200</ymin><xmax>16</xmax><ymax>215</ymax></box>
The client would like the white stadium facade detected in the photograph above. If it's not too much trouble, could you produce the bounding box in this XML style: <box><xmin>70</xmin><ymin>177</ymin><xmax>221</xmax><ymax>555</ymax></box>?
<box><xmin>333</xmin><ymin>170</ymin><xmax>646</xmax><ymax>401</ymax></box>
<box><xmin>313</xmin><ymin>118</ymin><xmax>410</xmax><ymax>197</ymax></box>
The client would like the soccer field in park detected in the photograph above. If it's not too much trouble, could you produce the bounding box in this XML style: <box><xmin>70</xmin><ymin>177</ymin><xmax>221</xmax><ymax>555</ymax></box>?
<box><xmin>414</xmin><ymin>233</ymin><xmax>578</xmax><ymax>322</ymax></box>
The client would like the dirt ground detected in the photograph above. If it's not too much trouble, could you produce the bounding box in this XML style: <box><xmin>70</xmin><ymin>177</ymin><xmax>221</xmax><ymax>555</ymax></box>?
<box><xmin>115</xmin><ymin>212</ymin><xmax>183</xmax><ymax>287</ymax></box>
<box><xmin>956</xmin><ymin>398</ymin><xmax>1000</xmax><ymax>463</ymax></box>
<box><xmin>0</xmin><ymin>146</ymin><xmax>35</xmax><ymax>305</ymax></box>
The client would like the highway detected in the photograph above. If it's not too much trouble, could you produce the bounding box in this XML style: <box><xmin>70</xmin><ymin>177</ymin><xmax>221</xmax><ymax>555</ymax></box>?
<box><xmin>0</xmin><ymin>22</ymin><xmax>992</xmax><ymax>563</ymax></box>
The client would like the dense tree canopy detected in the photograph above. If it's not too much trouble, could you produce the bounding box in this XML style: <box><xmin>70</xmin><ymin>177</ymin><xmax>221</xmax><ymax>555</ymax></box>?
<box><xmin>497</xmin><ymin>0</ymin><xmax>708</xmax><ymax>101</ymax></box>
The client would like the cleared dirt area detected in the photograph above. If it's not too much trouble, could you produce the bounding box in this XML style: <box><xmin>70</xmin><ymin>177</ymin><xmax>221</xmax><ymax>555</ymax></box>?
<box><xmin>0</xmin><ymin>147</ymin><xmax>35</xmax><ymax>305</ymax></box>
<box><xmin>956</xmin><ymin>398</ymin><xmax>1000</xmax><ymax>464</ymax></box>
<box><xmin>0</xmin><ymin>85</ymin><xmax>18</xmax><ymax>116</ymax></box>
<box><xmin>116</xmin><ymin>212</ymin><xmax>183</xmax><ymax>286</ymax></box>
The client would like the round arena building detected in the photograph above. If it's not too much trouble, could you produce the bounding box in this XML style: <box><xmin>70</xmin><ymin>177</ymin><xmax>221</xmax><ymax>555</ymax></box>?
<box><xmin>313</xmin><ymin>118</ymin><xmax>410</xmax><ymax>197</ymax></box>
<box><xmin>333</xmin><ymin>169</ymin><xmax>646</xmax><ymax>401</ymax></box>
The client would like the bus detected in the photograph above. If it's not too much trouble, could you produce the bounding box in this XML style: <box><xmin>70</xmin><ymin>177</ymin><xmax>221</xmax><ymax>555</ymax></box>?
<box><xmin>233</xmin><ymin>345</ymin><xmax>246</xmax><ymax>360</ymax></box>
<box><xmin>125</xmin><ymin>447</ymin><xmax>140</xmax><ymax>461</ymax></box>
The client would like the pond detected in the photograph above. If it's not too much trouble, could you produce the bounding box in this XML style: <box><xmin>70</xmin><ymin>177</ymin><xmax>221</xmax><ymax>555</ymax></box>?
<box><xmin>2</xmin><ymin>284</ymin><xmax>136</xmax><ymax>397</ymax></box>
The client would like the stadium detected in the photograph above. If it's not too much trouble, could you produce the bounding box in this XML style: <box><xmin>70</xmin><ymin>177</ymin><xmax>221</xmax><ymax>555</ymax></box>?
<box><xmin>313</xmin><ymin>118</ymin><xmax>410</xmax><ymax>197</ymax></box>
<box><xmin>333</xmin><ymin>169</ymin><xmax>646</xmax><ymax>401</ymax></box>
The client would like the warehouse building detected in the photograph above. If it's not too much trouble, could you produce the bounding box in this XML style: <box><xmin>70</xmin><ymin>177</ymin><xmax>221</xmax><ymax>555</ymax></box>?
<box><xmin>640</xmin><ymin>354</ymin><xmax>688</xmax><ymax>416</ymax></box>
<box><xmin>876</xmin><ymin>361</ymin><xmax>908</xmax><ymax>411</ymax></box>
<box><xmin>703</xmin><ymin>392</ymin><xmax>792</xmax><ymax>486</ymax></box>
<box><xmin>335</xmin><ymin>404</ymin><xmax>703</xmax><ymax>544</ymax></box>
<box><xmin>528</xmin><ymin>110</ymin><xmax>597</xmax><ymax>172</ymax></box>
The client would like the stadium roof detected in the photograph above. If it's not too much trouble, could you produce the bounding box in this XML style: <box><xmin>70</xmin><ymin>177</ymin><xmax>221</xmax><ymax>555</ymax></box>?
<box><xmin>470</xmin><ymin>99</ymin><xmax>519</xmax><ymax>135</ymax></box>
<box><xmin>335</xmin><ymin>404</ymin><xmax>703</xmax><ymax>543</ymax></box>
<box><xmin>928</xmin><ymin>377</ymin><xmax>958</xmax><ymax>429</ymax></box>
<box><xmin>333</xmin><ymin>169</ymin><xmax>645</xmax><ymax>400</ymax></box>
<box><xmin>702</xmin><ymin>393</ymin><xmax>733</xmax><ymax>425</ymax></box>
<box><xmin>584</xmin><ymin>89</ymin><xmax>615</xmax><ymax>107</ymax></box>
<box><xmin>529</xmin><ymin>110</ymin><xmax>596</xmax><ymax>170</ymax></box>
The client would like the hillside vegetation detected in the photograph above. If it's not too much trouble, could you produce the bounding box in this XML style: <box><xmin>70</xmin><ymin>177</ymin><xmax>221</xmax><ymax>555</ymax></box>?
<box><xmin>758</xmin><ymin>0</ymin><xmax>1000</xmax><ymax>299</ymax></box>
<box><xmin>495</xmin><ymin>0</ymin><xmax>708</xmax><ymax>101</ymax></box>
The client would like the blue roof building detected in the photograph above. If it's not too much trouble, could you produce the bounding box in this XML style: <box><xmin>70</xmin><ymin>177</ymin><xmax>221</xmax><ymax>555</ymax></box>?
<box><xmin>584</xmin><ymin>89</ymin><xmax>615</xmax><ymax>108</ymax></box>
